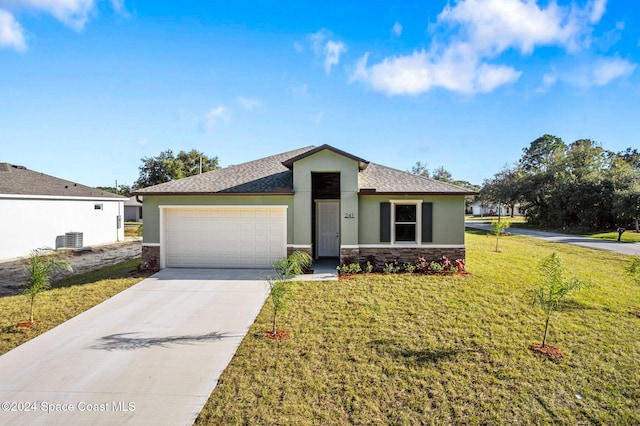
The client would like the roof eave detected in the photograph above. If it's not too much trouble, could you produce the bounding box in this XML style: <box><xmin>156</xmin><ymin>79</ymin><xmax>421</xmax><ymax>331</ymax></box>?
<box><xmin>358</xmin><ymin>190</ymin><xmax>477</xmax><ymax>196</ymax></box>
<box><xmin>131</xmin><ymin>191</ymin><xmax>295</xmax><ymax>196</ymax></box>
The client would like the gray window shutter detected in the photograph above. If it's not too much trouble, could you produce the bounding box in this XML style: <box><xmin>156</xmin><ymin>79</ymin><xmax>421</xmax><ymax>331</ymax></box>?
<box><xmin>422</xmin><ymin>202</ymin><xmax>433</xmax><ymax>243</ymax></box>
<box><xmin>380</xmin><ymin>202</ymin><xmax>391</xmax><ymax>242</ymax></box>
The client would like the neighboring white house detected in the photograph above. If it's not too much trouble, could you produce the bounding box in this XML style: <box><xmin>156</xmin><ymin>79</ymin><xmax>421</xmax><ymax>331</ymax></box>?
<box><xmin>0</xmin><ymin>163</ymin><xmax>126</xmax><ymax>260</ymax></box>
<box><xmin>124</xmin><ymin>196</ymin><xmax>143</xmax><ymax>222</ymax></box>
<box><xmin>470</xmin><ymin>200</ymin><xmax>523</xmax><ymax>216</ymax></box>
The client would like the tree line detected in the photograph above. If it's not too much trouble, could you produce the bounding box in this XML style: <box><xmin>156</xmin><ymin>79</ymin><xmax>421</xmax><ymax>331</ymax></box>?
<box><xmin>480</xmin><ymin>134</ymin><xmax>640</xmax><ymax>232</ymax></box>
<box><xmin>98</xmin><ymin>149</ymin><xmax>219</xmax><ymax>196</ymax></box>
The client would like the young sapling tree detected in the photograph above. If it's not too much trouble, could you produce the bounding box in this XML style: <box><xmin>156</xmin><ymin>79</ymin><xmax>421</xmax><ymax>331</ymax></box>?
<box><xmin>23</xmin><ymin>249</ymin><xmax>72</xmax><ymax>323</ymax></box>
<box><xmin>490</xmin><ymin>219</ymin><xmax>510</xmax><ymax>252</ymax></box>
<box><xmin>266</xmin><ymin>251</ymin><xmax>311</xmax><ymax>335</ymax></box>
<box><xmin>527</xmin><ymin>252</ymin><xmax>593</xmax><ymax>348</ymax></box>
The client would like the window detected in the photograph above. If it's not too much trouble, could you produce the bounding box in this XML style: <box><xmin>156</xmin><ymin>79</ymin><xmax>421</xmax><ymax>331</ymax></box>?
<box><xmin>394</xmin><ymin>204</ymin><xmax>417</xmax><ymax>242</ymax></box>
<box><xmin>94</xmin><ymin>204</ymin><xmax>103</xmax><ymax>210</ymax></box>
<box><xmin>380</xmin><ymin>201</ymin><xmax>433</xmax><ymax>244</ymax></box>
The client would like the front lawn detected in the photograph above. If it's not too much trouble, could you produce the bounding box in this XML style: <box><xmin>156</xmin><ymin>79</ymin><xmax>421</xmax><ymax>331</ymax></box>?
<box><xmin>585</xmin><ymin>230</ymin><xmax>640</xmax><ymax>243</ymax></box>
<box><xmin>197</xmin><ymin>231</ymin><xmax>640</xmax><ymax>424</ymax></box>
<box><xmin>0</xmin><ymin>258</ymin><xmax>147</xmax><ymax>355</ymax></box>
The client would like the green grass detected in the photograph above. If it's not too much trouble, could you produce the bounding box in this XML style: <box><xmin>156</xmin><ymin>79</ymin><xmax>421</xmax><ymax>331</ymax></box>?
<box><xmin>0</xmin><ymin>258</ymin><xmax>147</xmax><ymax>356</ymax></box>
<box><xmin>197</xmin><ymin>231</ymin><xmax>640</xmax><ymax>425</ymax></box>
<box><xmin>465</xmin><ymin>215</ymin><xmax>526</xmax><ymax>222</ymax></box>
<box><xmin>124</xmin><ymin>222</ymin><xmax>143</xmax><ymax>237</ymax></box>
<box><xmin>584</xmin><ymin>230</ymin><xmax>640</xmax><ymax>243</ymax></box>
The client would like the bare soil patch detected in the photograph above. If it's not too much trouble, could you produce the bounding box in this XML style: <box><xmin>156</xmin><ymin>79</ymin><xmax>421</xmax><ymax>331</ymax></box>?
<box><xmin>529</xmin><ymin>343</ymin><xmax>563</xmax><ymax>359</ymax></box>
<box><xmin>0</xmin><ymin>238</ymin><xmax>141</xmax><ymax>297</ymax></box>
<box><xmin>262</xmin><ymin>329</ymin><xmax>291</xmax><ymax>340</ymax></box>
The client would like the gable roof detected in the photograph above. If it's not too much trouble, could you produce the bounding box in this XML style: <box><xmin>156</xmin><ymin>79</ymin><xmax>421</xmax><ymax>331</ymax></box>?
<box><xmin>282</xmin><ymin>144</ymin><xmax>369</xmax><ymax>170</ymax></box>
<box><xmin>133</xmin><ymin>145</ymin><xmax>475</xmax><ymax>196</ymax></box>
<box><xmin>134</xmin><ymin>146</ymin><xmax>313</xmax><ymax>195</ymax></box>
<box><xmin>0</xmin><ymin>163</ymin><xmax>124</xmax><ymax>199</ymax></box>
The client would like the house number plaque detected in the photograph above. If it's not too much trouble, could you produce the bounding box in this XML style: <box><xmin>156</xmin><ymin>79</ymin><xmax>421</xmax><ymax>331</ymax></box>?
<box><xmin>344</xmin><ymin>212</ymin><xmax>355</xmax><ymax>219</ymax></box>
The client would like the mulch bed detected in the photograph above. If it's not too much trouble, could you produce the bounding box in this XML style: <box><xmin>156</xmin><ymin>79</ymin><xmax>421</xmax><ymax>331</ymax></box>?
<box><xmin>530</xmin><ymin>343</ymin><xmax>563</xmax><ymax>358</ymax></box>
<box><xmin>15</xmin><ymin>321</ymin><xmax>40</xmax><ymax>329</ymax></box>
<box><xmin>338</xmin><ymin>271</ymin><xmax>469</xmax><ymax>280</ymax></box>
<box><xmin>262</xmin><ymin>329</ymin><xmax>290</xmax><ymax>341</ymax></box>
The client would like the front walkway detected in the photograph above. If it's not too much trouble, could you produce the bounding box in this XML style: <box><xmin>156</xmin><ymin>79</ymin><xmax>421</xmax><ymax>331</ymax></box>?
<box><xmin>465</xmin><ymin>222</ymin><xmax>640</xmax><ymax>256</ymax></box>
<box><xmin>0</xmin><ymin>269</ymin><xmax>269</xmax><ymax>426</ymax></box>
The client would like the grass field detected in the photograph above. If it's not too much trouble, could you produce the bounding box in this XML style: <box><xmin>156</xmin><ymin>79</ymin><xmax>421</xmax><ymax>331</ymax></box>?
<box><xmin>0</xmin><ymin>258</ymin><xmax>147</xmax><ymax>356</ymax></box>
<box><xmin>586</xmin><ymin>230</ymin><xmax>640</xmax><ymax>243</ymax></box>
<box><xmin>197</xmin><ymin>231</ymin><xmax>640</xmax><ymax>425</ymax></box>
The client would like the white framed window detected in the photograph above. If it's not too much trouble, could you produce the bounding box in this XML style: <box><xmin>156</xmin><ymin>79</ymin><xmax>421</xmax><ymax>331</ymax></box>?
<box><xmin>391</xmin><ymin>200</ymin><xmax>422</xmax><ymax>244</ymax></box>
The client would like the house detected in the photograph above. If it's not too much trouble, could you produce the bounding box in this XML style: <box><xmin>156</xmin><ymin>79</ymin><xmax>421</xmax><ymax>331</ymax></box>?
<box><xmin>0</xmin><ymin>163</ymin><xmax>126</xmax><ymax>260</ymax></box>
<box><xmin>133</xmin><ymin>145</ymin><xmax>476</xmax><ymax>271</ymax></box>
<box><xmin>470</xmin><ymin>200</ymin><xmax>522</xmax><ymax>216</ymax></box>
<box><xmin>124</xmin><ymin>196</ymin><xmax>143</xmax><ymax>222</ymax></box>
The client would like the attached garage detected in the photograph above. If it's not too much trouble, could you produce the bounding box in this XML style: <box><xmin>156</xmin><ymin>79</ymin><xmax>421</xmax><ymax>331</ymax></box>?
<box><xmin>161</xmin><ymin>206</ymin><xmax>287</xmax><ymax>268</ymax></box>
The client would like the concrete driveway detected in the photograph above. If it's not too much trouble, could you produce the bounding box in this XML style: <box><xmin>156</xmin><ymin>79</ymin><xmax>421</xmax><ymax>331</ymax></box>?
<box><xmin>0</xmin><ymin>268</ymin><xmax>270</xmax><ymax>426</ymax></box>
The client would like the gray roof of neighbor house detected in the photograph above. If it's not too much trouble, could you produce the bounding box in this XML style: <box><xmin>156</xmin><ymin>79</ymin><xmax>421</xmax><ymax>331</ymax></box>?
<box><xmin>0</xmin><ymin>163</ymin><xmax>125</xmax><ymax>199</ymax></box>
<box><xmin>133</xmin><ymin>145</ymin><xmax>476</xmax><ymax>196</ymax></box>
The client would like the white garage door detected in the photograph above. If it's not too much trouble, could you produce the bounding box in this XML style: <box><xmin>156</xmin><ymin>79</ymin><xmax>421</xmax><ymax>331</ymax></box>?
<box><xmin>163</xmin><ymin>207</ymin><xmax>286</xmax><ymax>268</ymax></box>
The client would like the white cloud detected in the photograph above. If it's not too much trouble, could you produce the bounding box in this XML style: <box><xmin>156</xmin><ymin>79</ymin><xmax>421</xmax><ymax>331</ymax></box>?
<box><xmin>351</xmin><ymin>49</ymin><xmax>520</xmax><ymax>95</ymax></box>
<box><xmin>352</xmin><ymin>0</ymin><xmax>611</xmax><ymax>95</ymax></box>
<box><xmin>589</xmin><ymin>0</ymin><xmax>606</xmax><ymax>24</ymax></box>
<box><xmin>0</xmin><ymin>9</ymin><xmax>26</xmax><ymax>51</ymax></box>
<box><xmin>202</xmin><ymin>106</ymin><xmax>230</xmax><ymax>131</ymax></box>
<box><xmin>591</xmin><ymin>57</ymin><xmax>636</xmax><ymax>85</ymax></box>
<box><xmin>308</xmin><ymin>28</ymin><xmax>347</xmax><ymax>75</ymax></box>
<box><xmin>2</xmin><ymin>0</ymin><xmax>97</xmax><ymax>31</ymax></box>
<box><xmin>237</xmin><ymin>96</ymin><xmax>261</xmax><ymax>111</ymax></box>
<box><xmin>392</xmin><ymin>22</ymin><xmax>402</xmax><ymax>37</ymax></box>
<box><xmin>536</xmin><ymin>71</ymin><xmax>557</xmax><ymax>93</ymax></box>
<box><xmin>323</xmin><ymin>40</ymin><xmax>346</xmax><ymax>74</ymax></box>
<box><xmin>0</xmin><ymin>0</ymin><xmax>128</xmax><ymax>51</ymax></box>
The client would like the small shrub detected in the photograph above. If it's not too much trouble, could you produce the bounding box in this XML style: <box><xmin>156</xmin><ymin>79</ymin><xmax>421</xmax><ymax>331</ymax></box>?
<box><xmin>366</xmin><ymin>255</ymin><xmax>379</xmax><ymax>272</ymax></box>
<box><xmin>429</xmin><ymin>261</ymin><xmax>444</xmax><ymax>272</ymax></box>
<box><xmin>403</xmin><ymin>263</ymin><xmax>417</xmax><ymax>274</ymax></box>
<box><xmin>440</xmin><ymin>256</ymin><xmax>452</xmax><ymax>270</ymax></box>
<box><xmin>364</xmin><ymin>261</ymin><xmax>374</xmax><ymax>274</ymax></box>
<box><xmin>455</xmin><ymin>259</ymin><xmax>466</xmax><ymax>272</ymax></box>
<box><xmin>338</xmin><ymin>263</ymin><xmax>362</xmax><ymax>275</ymax></box>
<box><xmin>415</xmin><ymin>256</ymin><xmax>428</xmax><ymax>273</ymax></box>
<box><xmin>383</xmin><ymin>262</ymin><xmax>401</xmax><ymax>274</ymax></box>
<box><xmin>273</xmin><ymin>251</ymin><xmax>312</xmax><ymax>278</ymax></box>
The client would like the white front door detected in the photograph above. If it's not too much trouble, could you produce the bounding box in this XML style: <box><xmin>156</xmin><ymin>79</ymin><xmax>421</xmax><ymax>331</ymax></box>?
<box><xmin>317</xmin><ymin>201</ymin><xmax>340</xmax><ymax>257</ymax></box>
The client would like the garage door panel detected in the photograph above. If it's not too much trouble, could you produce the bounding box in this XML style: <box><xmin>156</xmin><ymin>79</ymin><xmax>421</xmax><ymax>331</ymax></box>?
<box><xmin>164</xmin><ymin>207</ymin><xmax>286</xmax><ymax>268</ymax></box>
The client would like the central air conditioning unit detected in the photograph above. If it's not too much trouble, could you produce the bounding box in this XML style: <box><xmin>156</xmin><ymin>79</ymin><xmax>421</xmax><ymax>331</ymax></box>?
<box><xmin>65</xmin><ymin>232</ymin><xmax>84</xmax><ymax>248</ymax></box>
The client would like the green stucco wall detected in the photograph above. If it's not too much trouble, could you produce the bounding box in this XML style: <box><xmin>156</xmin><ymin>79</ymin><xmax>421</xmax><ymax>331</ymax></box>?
<box><xmin>141</xmin><ymin>195</ymin><xmax>294</xmax><ymax>244</ymax></box>
<box><xmin>292</xmin><ymin>150</ymin><xmax>360</xmax><ymax>246</ymax></box>
<box><xmin>358</xmin><ymin>195</ymin><xmax>466</xmax><ymax>245</ymax></box>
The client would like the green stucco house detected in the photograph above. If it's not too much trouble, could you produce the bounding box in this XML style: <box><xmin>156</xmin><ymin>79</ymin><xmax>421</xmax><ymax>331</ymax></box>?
<box><xmin>133</xmin><ymin>145</ymin><xmax>475</xmax><ymax>271</ymax></box>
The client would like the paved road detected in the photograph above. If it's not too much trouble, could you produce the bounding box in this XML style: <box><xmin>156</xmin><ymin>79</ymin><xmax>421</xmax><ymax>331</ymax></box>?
<box><xmin>0</xmin><ymin>268</ymin><xmax>269</xmax><ymax>426</ymax></box>
<box><xmin>465</xmin><ymin>222</ymin><xmax>640</xmax><ymax>256</ymax></box>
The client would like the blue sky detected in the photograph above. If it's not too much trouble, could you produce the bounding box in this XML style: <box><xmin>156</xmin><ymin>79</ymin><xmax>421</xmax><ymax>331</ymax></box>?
<box><xmin>1</xmin><ymin>0</ymin><xmax>638</xmax><ymax>188</ymax></box>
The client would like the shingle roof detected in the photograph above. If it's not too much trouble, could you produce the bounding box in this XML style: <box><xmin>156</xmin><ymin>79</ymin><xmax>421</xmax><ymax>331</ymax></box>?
<box><xmin>359</xmin><ymin>163</ymin><xmax>475</xmax><ymax>194</ymax></box>
<box><xmin>133</xmin><ymin>145</ymin><xmax>475</xmax><ymax>195</ymax></box>
<box><xmin>134</xmin><ymin>146</ymin><xmax>314</xmax><ymax>195</ymax></box>
<box><xmin>0</xmin><ymin>163</ymin><xmax>124</xmax><ymax>199</ymax></box>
